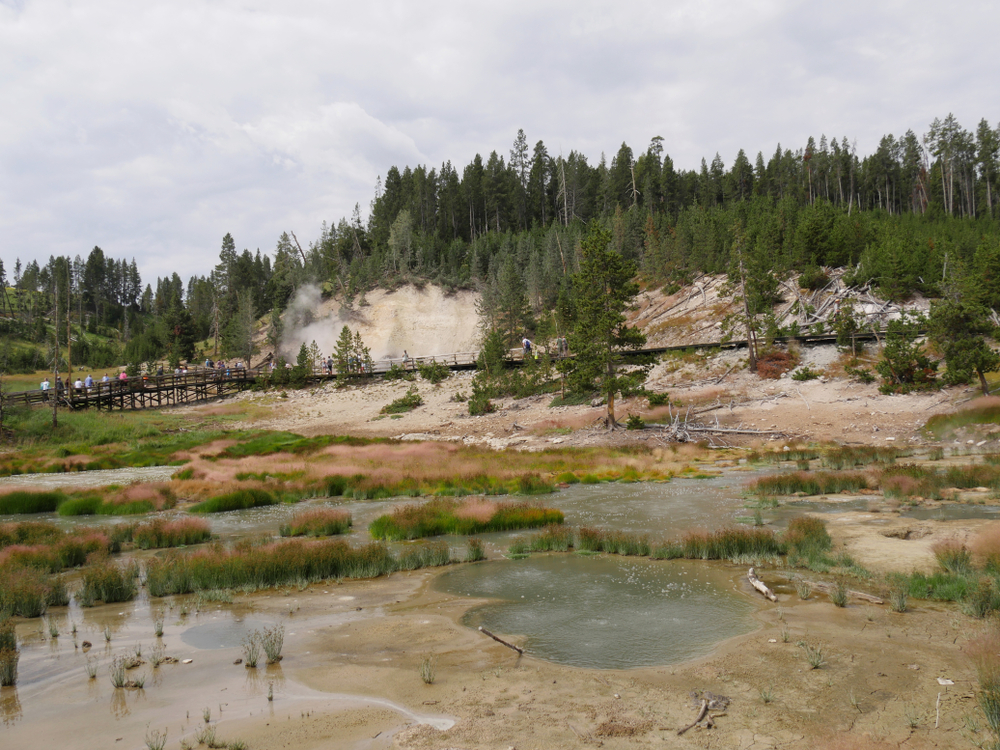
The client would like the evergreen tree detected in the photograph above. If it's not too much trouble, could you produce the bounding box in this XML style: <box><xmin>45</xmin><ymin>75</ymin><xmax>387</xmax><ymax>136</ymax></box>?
<box><xmin>929</xmin><ymin>300</ymin><xmax>999</xmax><ymax>395</ymax></box>
<box><xmin>566</xmin><ymin>222</ymin><xmax>647</xmax><ymax>427</ymax></box>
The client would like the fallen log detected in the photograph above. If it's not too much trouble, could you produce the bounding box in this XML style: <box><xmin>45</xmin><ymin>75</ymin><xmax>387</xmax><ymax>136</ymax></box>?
<box><xmin>747</xmin><ymin>568</ymin><xmax>777</xmax><ymax>601</ymax></box>
<box><xmin>478</xmin><ymin>626</ymin><xmax>524</xmax><ymax>654</ymax></box>
<box><xmin>677</xmin><ymin>699</ymin><xmax>708</xmax><ymax>735</ymax></box>
<box><xmin>803</xmin><ymin>580</ymin><xmax>883</xmax><ymax>604</ymax></box>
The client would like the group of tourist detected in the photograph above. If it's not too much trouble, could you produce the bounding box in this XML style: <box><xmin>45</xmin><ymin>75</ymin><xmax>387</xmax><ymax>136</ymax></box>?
<box><xmin>39</xmin><ymin>372</ymin><xmax>122</xmax><ymax>400</ymax></box>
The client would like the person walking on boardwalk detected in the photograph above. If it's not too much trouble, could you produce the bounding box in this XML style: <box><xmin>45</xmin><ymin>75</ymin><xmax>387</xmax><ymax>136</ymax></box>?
<box><xmin>40</xmin><ymin>378</ymin><xmax>50</xmax><ymax>401</ymax></box>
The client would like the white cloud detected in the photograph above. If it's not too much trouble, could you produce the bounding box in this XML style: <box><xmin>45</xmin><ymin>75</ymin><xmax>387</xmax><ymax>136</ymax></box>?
<box><xmin>1</xmin><ymin>0</ymin><xmax>998</xmax><ymax>281</ymax></box>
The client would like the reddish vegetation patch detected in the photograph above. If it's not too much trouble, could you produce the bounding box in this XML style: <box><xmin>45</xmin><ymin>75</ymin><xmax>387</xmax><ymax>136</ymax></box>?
<box><xmin>757</xmin><ymin>351</ymin><xmax>795</xmax><ymax>379</ymax></box>
<box><xmin>971</xmin><ymin>522</ymin><xmax>1000</xmax><ymax>570</ymax></box>
<box><xmin>453</xmin><ymin>499</ymin><xmax>497</xmax><ymax>524</ymax></box>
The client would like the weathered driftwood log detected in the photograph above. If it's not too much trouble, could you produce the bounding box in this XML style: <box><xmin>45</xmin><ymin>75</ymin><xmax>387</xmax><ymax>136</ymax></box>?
<box><xmin>803</xmin><ymin>580</ymin><xmax>884</xmax><ymax>604</ymax></box>
<box><xmin>478</xmin><ymin>627</ymin><xmax>524</xmax><ymax>654</ymax></box>
<box><xmin>747</xmin><ymin>568</ymin><xmax>777</xmax><ymax>601</ymax></box>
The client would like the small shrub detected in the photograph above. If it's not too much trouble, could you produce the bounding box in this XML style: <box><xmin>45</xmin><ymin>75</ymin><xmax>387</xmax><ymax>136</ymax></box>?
<box><xmin>383</xmin><ymin>363</ymin><xmax>414</xmax><ymax>382</ymax></box>
<box><xmin>791</xmin><ymin>367</ymin><xmax>821</xmax><ymax>381</ymax></box>
<box><xmin>381</xmin><ymin>388</ymin><xmax>423</xmax><ymax>414</ymax></box>
<box><xmin>261</xmin><ymin>624</ymin><xmax>284</xmax><ymax>663</ymax></box>
<box><xmin>417</xmin><ymin>360</ymin><xmax>450</xmax><ymax>384</ymax></box>
<box><xmin>844</xmin><ymin>364</ymin><xmax>876</xmax><ymax>384</ymax></box>
<box><xmin>647</xmin><ymin>392</ymin><xmax>669</xmax><ymax>407</ymax></box>
<box><xmin>757</xmin><ymin>351</ymin><xmax>794</xmax><ymax>379</ymax></box>
<box><xmin>625</xmin><ymin>413</ymin><xmax>645</xmax><ymax>430</ymax></box>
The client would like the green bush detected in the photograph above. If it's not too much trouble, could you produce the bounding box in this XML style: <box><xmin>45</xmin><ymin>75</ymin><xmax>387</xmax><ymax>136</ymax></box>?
<box><xmin>383</xmin><ymin>363</ymin><xmax>414</xmax><ymax>382</ymax></box>
<box><xmin>647</xmin><ymin>392</ymin><xmax>670</xmax><ymax>407</ymax></box>
<box><xmin>381</xmin><ymin>388</ymin><xmax>423</xmax><ymax>414</ymax></box>
<box><xmin>417</xmin><ymin>360</ymin><xmax>450</xmax><ymax>384</ymax></box>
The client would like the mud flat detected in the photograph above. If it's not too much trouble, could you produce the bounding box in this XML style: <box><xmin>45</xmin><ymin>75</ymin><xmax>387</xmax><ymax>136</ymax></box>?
<box><xmin>0</xmin><ymin>538</ymin><xmax>986</xmax><ymax>750</ymax></box>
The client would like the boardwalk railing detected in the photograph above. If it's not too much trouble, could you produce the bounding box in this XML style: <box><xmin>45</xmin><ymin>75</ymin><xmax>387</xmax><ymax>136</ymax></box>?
<box><xmin>3</xmin><ymin>329</ymin><xmax>891</xmax><ymax>413</ymax></box>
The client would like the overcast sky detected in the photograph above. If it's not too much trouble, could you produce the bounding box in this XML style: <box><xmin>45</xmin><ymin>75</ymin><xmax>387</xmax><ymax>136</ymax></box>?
<box><xmin>1</xmin><ymin>0</ymin><xmax>998</xmax><ymax>283</ymax></box>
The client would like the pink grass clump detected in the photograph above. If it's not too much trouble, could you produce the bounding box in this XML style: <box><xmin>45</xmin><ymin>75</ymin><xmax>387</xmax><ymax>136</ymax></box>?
<box><xmin>971</xmin><ymin>522</ymin><xmax>1000</xmax><ymax>572</ymax></box>
<box><xmin>454</xmin><ymin>499</ymin><xmax>498</xmax><ymax>524</ymax></box>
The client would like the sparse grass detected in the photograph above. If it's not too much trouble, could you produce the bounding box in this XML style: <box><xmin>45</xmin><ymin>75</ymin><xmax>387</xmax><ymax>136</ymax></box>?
<box><xmin>820</xmin><ymin>446</ymin><xmax>901</xmax><ymax>469</ymax></box>
<box><xmin>528</xmin><ymin>525</ymin><xmax>575</xmax><ymax>552</ymax></box>
<box><xmin>886</xmin><ymin>574</ymin><xmax>909</xmax><ymax>612</ymax></box>
<box><xmin>145</xmin><ymin>727</ymin><xmax>168</xmax><ymax>750</ymax></box>
<box><xmin>830</xmin><ymin>579</ymin><xmax>849</xmax><ymax>607</ymax></box>
<box><xmin>419</xmin><ymin>656</ymin><xmax>435</xmax><ymax>684</ymax></box>
<box><xmin>86</xmin><ymin>657</ymin><xmax>98</xmax><ymax>678</ymax></box>
<box><xmin>760</xmin><ymin>685</ymin><xmax>774</xmax><ymax>704</ymax></box>
<box><xmin>968</xmin><ymin>621</ymin><xmax>1000</xmax><ymax>742</ymax></box>
<box><xmin>279</xmin><ymin>508</ymin><xmax>352</xmax><ymax>538</ymax></box>
<box><xmin>153</xmin><ymin>613</ymin><xmax>164</xmax><ymax>637</ymax></box>
<box><xmin>577</xmin><ymin>527</ymin><xmax>651</xmax><ymax>556</ymax></box>
<box><xmin>933</xmin><ymin>539</ymin><xmax>973</xmax><ymax>574</ymax></box>
<box><xmin>802</xmin><ymin>643</ymin><xmax>826</xmax><ymax>669</ymax></box>
<box><xmin>0</xmin><ymin>620</ymin><xmax>18</xmax><ymax>686</ymax></box>
<box><xmin>109</xmin><ymin>654</ymin><xmax>128</xmax><ymax>688</ymax></box>
<box><xmin>796</xmin><ymin>580</ymin><xmax>812</xmax><ymax>600</ymax></box>
<box><xmin>747</xmin><ymin>471</ymin><xmax>870</xmax><ymax>498</ymax></box>
<box><xmin>465</xmin><ymin>537</ymin><xmax>485</xmax><ymax>562</ymax></box>
<box><xmin>195</xmin><ymin>725</ymin><xmax>217</xmax><ymax>747</ymax></box>
<box><xmin>242</xmin><ymin>631</ymin><xmax>261</xmax><ymax>668</ymax></box>
<box><xmin>369</xmin><ymin>497</ymin><xmax>562</xmax><ymax>541</ymax></box>
<box><xmin>925</xmin><ymin>397</ymin><xmax>1000</xmax><ymax>437</ymax></box>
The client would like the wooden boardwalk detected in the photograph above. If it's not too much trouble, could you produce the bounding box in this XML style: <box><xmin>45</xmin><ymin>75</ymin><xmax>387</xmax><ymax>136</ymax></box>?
<box><xmin>3</xmin><ymin>352</ymin><xmax>482</xmax><ymax>412</ymax></box>
<box><xmin>2</xmin><ymin>330</ymin><xmax>887</xmax><ymax>413</ymax></box>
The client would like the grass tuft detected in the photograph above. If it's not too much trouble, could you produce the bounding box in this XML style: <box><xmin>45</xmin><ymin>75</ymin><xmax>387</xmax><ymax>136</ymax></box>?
<box><xmin>279</xmin><ymin>508</ymin><xmax>351</xmax><ymax>538</ymax></box>
<box><xmin>190</xmin><ymin>489</ymin><xmax>276</xmax><ymax>513</ymax></box>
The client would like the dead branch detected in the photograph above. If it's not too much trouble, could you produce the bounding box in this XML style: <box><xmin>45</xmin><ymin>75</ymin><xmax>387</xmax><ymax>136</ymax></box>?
<box><xmin>478</xmin><ymin>626</ymin><xmax>524</xmax><ymax>654</ymax></box>
<box><xmin>677</xmin><ymin>700</ymin><xmax>708</xmax><ymax>735</ymax></box>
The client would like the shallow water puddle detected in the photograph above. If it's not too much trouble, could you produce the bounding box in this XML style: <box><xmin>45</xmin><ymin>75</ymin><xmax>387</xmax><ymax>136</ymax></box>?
<box><xmin>435</xmin><ymin>555</ymin><xmax>755</xmax><ymax>669</ymax></box>
<box><xmin>0</xmin><ymin>465</ymin><xmax>178</xmax><ymax>489</ymax></box>
<box><xmin>901</xmin><ymin>504</ymin><xmax>1000</xmax><ymax>521</ymax></box>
